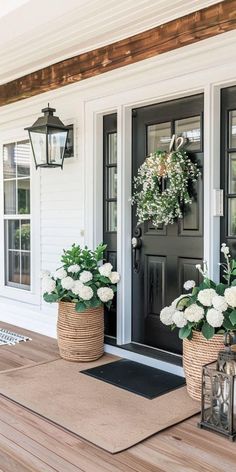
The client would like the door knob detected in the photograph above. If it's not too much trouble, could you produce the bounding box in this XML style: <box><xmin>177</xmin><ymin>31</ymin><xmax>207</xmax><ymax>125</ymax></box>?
<box><xmin>131</xmin><ymin>237</ymin><xmax>142</xmax><ymax>249</ymax></box>
<box><xmin>132</xmin><ymin>237</ymin><xmax>142</xmax><ymax>272</ymax></box>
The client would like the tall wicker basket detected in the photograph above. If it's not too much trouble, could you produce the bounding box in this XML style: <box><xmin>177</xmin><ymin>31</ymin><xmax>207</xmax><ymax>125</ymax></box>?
<box><xmin>57</xmin><ymin>301</ymin><xmax>104</xmax><ymax>362</ymax></box>
<box><xmin>183</xmin><ymin>331</ymin><xmax>224</xmax><ymax>401</ymax></box>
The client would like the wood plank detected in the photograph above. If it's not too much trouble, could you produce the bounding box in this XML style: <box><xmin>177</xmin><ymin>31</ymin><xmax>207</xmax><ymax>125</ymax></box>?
<box><xmin>0</xmin><ymin>0</ymin><xmax>236</xmax><ymax>107</ymax></box>
<box><xmin>0</xmin><ymin>323</ymin><xmax>235</xmax><ymax>472</ymax></box>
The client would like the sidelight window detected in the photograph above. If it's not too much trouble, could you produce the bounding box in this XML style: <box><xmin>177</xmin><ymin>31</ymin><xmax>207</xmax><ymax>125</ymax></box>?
<box><xmin>3</xmin><ymin>141</ymin><xmax>31</xmax><ymax>290</ymax></box>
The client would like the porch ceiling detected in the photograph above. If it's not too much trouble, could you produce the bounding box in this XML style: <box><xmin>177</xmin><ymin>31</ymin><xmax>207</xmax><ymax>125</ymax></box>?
<box><xmin>0</xmin><ymin>0</ymin><xmax>217</xmax><ymax>85</ymax></box>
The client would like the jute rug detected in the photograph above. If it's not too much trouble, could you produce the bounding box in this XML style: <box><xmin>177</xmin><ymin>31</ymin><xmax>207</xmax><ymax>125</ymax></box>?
<box><xmin>0</xmin><ymin>355</ymin><xmax>200</xmax><ymax>453</ymax></box>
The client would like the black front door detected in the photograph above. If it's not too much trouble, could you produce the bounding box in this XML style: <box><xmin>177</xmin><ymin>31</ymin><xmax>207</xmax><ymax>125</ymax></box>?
<box><xmin>132</xmin><ymin>94</ymin><xmax>204</xmax><ymax>354</ymax></box>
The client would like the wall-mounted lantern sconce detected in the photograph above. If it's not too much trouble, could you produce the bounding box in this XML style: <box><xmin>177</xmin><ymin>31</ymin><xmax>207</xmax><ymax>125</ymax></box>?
<box><xmin>25</xmin><ymin>105</ymin><xmax>71</xmax><ymax>169</ymax></box>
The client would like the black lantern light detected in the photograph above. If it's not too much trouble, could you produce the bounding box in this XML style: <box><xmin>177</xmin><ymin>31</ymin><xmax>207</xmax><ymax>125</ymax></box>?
<box><xmin>199</xmin><ymin>333</ymin><xmax>236</xmax><ymax>441</ymax></box>
<box><xmin>25</xmin><ymin>105</ymin><xmax>69</xmax><ymax>169</ymax></box>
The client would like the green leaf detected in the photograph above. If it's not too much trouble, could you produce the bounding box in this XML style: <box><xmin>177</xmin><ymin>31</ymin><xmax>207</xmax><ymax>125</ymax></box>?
<box><xmin>179</xmin><ymin>325</ymin><xmax>192</xmax><ymax>339</ymax></box>
<box><xmin>216</xmin><ymin>283</ymin><xmax>227</xmax><ymax>296</ymax></box>
<box><xmin>229</xmin><ymin>310</ymin><xmax>236</xmax><ymax>326</ymax></box>
<box><xmin>232</xmin><ymin>279</ymin><xmax>236</xmax><ymax>286</ymax></box>
<box><xmin>89</xmin><ymin>297</ymin><xmax>102</xmax><ymax>308</ymax></box>
<box><xmin>98</xmin><ymin>275</ymin><xmax>111</xmax><ymax>284</ymax></box>
<box><xmin>201</xmin><ymin>322</ymin><xmax>215</xmax><ymax>340</ymax></box>
<box><xmin>43</xmin><ymin>293</ymin><xmax>58</xmax><ymax>303</ymax></box>
<box><xmin>75</xmin><ymin>301</ymin><xmax>86</xmax><ymax>312</ymax></box>
<box><xmin>223</xmin><ymin>316</ymin><xmax>234</xmax><ymax>330</ymax></box>
<box><xmin>232</xmin><ymin>269</ymin><xmax>236</xmax><ymax>275</ymax></box>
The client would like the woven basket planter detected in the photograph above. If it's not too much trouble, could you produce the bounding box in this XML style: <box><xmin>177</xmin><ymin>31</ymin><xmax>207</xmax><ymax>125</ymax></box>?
<box><xmin>183</xmin><ymin>331</ymin><xmax>224</xmax><ymax>401</ymax></box>
<box><xmin>57</xmin><ymin>301</ymin><xmax>104</xmax><ymax>362</ymax></box>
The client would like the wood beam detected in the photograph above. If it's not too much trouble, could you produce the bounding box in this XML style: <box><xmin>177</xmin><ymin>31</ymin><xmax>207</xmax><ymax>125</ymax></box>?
<box><xmin>0</xmin><ymin>0</ymin><xmax>236</xmax><ymax>107</ymax></box>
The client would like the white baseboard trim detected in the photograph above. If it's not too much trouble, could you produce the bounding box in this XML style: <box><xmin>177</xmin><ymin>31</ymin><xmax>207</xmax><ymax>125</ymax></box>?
<box><xmin>0</xmin><ymin>297</ymin><xmax>184</xmax><ymax>377</ymax></box>
<box><xmin>104</xmin><ymin>344</ymin><xmax>184</xmax><ymax>377</ymax></box>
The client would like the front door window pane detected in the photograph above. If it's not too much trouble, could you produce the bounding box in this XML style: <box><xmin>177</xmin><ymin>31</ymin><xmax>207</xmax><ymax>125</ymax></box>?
<box><xmin>228</xmin><ymin>198</ymin><xmax>236</xmax><ymax>236</ymax></box>
<box><xmin>229</xmin><ymin>110</ymin><xmax>236</xmax><ymax>149</ymax></box>
<box><xmin>108</xmin><ymin>133</ymin><xmax>117</xmax><ymax>164</ymax></box>
<box><xmin>229</xmin><ymin>153</ymin><xmax>236</xmax><ymax>194</ymax></box>
<box><xmin>175</xmin><ymin>115</ymin><xmax>201</xmax><ymax>151</ymax></box>
<box><xmin>147</xmin><ymin>122</ymin><xmax>171</xmax><ymax>154</ymax></box>
<box><xmin>107</xmin><ymin>202</ymin><xmax>117</xmax><ymax>232</ymax></box>
<box><xmin>108</xmin><ymin>167</ymin><xmax>117</xmax><ymax>198</ymax></box>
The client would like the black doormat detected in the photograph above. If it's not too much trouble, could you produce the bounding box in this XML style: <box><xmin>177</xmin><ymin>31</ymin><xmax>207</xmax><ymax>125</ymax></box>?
<box><xmin>82</xmin><ymin>359</ymin><xmax>185</xmax><ymax>399</ymax></box>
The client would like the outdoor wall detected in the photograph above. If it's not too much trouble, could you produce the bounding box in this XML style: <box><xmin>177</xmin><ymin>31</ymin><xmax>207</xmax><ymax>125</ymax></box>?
<box><xmin>0</xmin><ymin>29</ymin><xmax>236</xmax><ymax>343</ymax></box>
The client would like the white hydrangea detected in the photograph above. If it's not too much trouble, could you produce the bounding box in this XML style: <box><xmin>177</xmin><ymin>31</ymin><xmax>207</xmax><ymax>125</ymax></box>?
<box><xmin>97</xmin><ymin>287</ymin><xmax>114</xmax><ymax>303</ymax></box>
<box><xmin>160</xmin><ymin>306</ymin><xmax>175</xmax><ymax>326</ymax></box>
<box><xmin>41</xmin><ymin>270</ymin><xmax>50</xmax><ymax>279</ymax></box>
<box><xmin>197</xmin><ymin>289</ymin><xmax>216</xmax><ymax>307</ymax></box>
<box><xmin>67</xmin><ymin>264</ymin><xmax>80</xmax><ymax>273</ymax></box>
<box><xmin>183</xmin><ymin>280</ymin><xmax>196</xmax><ymax>291</ymax></box>
<box><xmin>78</xmin><ymin>285</ymin><xmax>93</xmax><ymax>301</ymax></box>
<box><xmin>99</xmin><ymin>263</ymin><xmax>113</xmax><ymax>277</ymax></box>
<box><xmin>212</xmin><ymin>295</ymin><xmax>228</xmax><ymax>313</ymax></box>
<box><xmin>172</xmin><ymin>311</ymin><xmax>187</xmax><ymax>328</ymax></box>
<box><xmin>42</xmin><ymin>277</ymin><xmax>56</xmax><ymax>294</ymax></box>
<box><xmin>109</xmin><ymin>271</ymin><xmax>120</xmax><ymax>284</ymax></box>
<box><xmin>184</xmin><ymin>304</ymin><xmax>204</xmax><ymax>322</ymax></box>
<box><xmin>71</xmin><ymin>280</ymin><xmax>84</xmax><ymax>295</ymax></box>
<box><xmin>54</xmin><ymin>268</ymin><xmax>67</xmax><ymax>280</ymax></box>
<box><xmin>206</xmin><ymin>308</ymin><xmax>224</xmax><ymax>328</ymax></box>
<box><xmin>61</xmin><ymin>276</ymin><xmax>74</xmax><ymax>290</ymax></box>
<box><xmin>224</xmin><ymin>287</ymin><xmax>236</xmax><ymax>308</ymax></box>
<box><xmin>79</xmin><ymin>270</ymin><xmax>93</xmax><ymax>283</ymax></box>
<box><xmin>221</xmin><ymin>243</ymin><xmax>230</xmax><ymax>256</ymax></box>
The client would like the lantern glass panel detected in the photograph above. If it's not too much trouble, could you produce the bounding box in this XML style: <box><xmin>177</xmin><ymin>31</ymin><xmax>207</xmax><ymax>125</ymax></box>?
<box><xmin>29</xmin><ymin>131</ymin><xmax>47</xmax><ymax>166</ymax></box>
<box><xmin>47</xmin><ymin>129</ymin><xmax>67</xmax><ymax>166</ymax></box>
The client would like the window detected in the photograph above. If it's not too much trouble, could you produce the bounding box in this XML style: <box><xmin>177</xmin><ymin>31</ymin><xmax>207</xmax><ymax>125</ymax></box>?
<box><xmin>3</xmin><ymin>140</ymin><xmax>31</xmax><ymax>290</ymax></box>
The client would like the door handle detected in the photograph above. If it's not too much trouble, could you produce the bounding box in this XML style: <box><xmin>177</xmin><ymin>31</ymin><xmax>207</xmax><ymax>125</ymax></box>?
<box><xmin>132</xmin><ymin>237</ymin><xmax>142</xmax><ymax>273</ymax></box>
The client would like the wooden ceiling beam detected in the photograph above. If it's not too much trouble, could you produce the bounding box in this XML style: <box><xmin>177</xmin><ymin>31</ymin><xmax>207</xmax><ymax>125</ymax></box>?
<box><xmin>0</xmin><ymin>0</ymin><xmax>236</xmax><ymax>107</ymax></box>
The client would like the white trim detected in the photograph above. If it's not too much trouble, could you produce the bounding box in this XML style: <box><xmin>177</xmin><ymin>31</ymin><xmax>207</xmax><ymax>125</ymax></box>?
<box><xmin>104</xmin><ymin>344</ymin><xmax>184</xmax><ymax>377</ymax></box>
<box><xmin>0</xmin><ymin>134</ymin><xmax>40</xmax><ymax>305</ymax></box>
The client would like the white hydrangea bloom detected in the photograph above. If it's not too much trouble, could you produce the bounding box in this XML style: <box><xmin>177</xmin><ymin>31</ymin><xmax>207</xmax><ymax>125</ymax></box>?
<box><xmin>224</xmin><ymin>287</ymin><xmax>236</xmax><ymax>308</ymax></box>
<box><xmin>78</xmin><ymin>285</ymin><xmax>93</xmax><ymax>301</ymax></box>
<box><xmin>206</xmin><ymin>308</ymin><xmax>224</xmax><ymax>328</ymax></box>
<box><xmin>42</xmin><ymin>277</ymin><xmax>56</xmax><ymax>294</ymax></box>
<box><xmin>184</xmin><ymin>304</ymin><xmax>204</xmax><ymax>322</ymax></box>
<box><xmin>54</xmin><ymin>268</ymin><xmax>67</xmax><ymax>280</ymax></box>
<box><xmin>197</xmin><ymin>289</ymin><xmax>216</xmax><ymax>307</ymax></box>
<box><xmin>67</xmin><ymin>264</ymin><xmax>80</xmax><ymax>273</ymax></box>
<box><xmin>183</xmin><ymin>280</ymin><xmax>196</xmax><ymax>291</ymax></box>
<box><xmin>172</xmin><ymin>311</ymin><xmax>187</xmax><ymax>328</ymax></box>
<box><xmin>99</xmin><ymin>263</ymin><xmax>113</xmax><ymax>277</ymax></box>
<box><xmin>71</xmin><ymin>280</ymin><xmax>84</xmax><ymax>295</ymax></box>
<box><xmin>79</xmin><ymin>271</ymin><xmax>93</xmax><ymax>283</ymax></box>
<box><xmin>221</xmin><ymin>243</ymin><xmax>230</xmax><ymax>255</ymax></box>
<box><xmin>97</xmin><ymin>287</ymin><xmax>114</xmax><ymax>303</ymax></box>
<box><xmin>160</xmin><ymin>306</ymin><xmax>175</xmax><ymax>326</ymax></box>
<box><xmin>212</xmin><ymin>295</ymin><xmax>228</xmax><ymax>313</ymax></box>
<box><xmin>41</xmin><ymin>270</ymin><xmax>50</xmax><ymax>279</ymax></box>
<box><xmin>61</xmin><ymin>276</ymin><xmax>74</xmax><ymax>290</ymax></box>
<box><xmin>109</xmin><ymin>271</ymin><xmax>120</xmax><ymax>284</ymax></box>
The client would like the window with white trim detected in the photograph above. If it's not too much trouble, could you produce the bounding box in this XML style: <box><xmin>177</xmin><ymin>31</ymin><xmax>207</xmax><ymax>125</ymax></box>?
<box><xmin>3</xmin><ymin>140</ymin><xmax>31</xmax><ymax>290</ymax></box>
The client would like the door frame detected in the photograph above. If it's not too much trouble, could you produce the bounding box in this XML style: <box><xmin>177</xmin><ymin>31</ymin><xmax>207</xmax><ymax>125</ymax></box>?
<box><xmin>84</xmin><ymin>53</ymin><xmax>236</xmax><ymax>351</ymax></box>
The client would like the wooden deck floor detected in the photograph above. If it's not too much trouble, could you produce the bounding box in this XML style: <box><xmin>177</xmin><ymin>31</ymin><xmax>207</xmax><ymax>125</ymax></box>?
<box><xmin>0</xmin><ymin>322</ymin><xmax>235</xmax><ymax>472</ymax></box>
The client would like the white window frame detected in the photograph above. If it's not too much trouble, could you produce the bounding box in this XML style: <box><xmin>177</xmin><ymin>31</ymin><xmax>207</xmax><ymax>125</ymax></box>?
<box><xmin>0</xmin><ymin>132</ymin><xmax>40</xmax><ymax>305</ymax></box>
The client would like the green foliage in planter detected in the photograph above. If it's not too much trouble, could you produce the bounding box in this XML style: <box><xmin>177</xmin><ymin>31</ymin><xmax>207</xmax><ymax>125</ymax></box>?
<box><xmin>42</xmin><ymin>243</ymin><xmax>120</xmax><ymax>311</ymax></box>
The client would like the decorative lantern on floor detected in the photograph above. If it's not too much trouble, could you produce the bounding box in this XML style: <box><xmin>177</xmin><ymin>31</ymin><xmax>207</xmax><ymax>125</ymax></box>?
<box><xmin>25</xmin><ymin>105</ymin><xmax>69</xmax><ymax>169</ymax></box>
<box><xmin>199</xmin><ymin>333</ymin><xmax>236</xmax><ymax>441</ymax></box>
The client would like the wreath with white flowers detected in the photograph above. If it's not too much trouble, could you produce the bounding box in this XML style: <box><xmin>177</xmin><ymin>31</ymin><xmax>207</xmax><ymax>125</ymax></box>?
<box><xmin>132</xmin><ymin>135</ymin><xmax>201</xmax><ymax>227</ymax></box>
